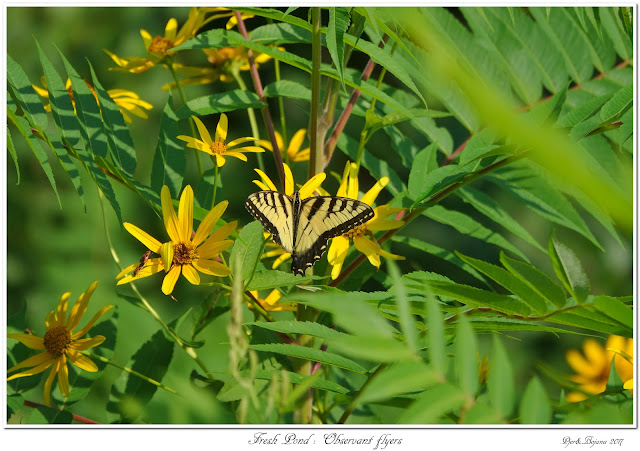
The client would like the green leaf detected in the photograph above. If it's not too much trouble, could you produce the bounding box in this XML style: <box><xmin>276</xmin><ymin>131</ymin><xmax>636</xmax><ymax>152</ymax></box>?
<box><xmin>600</xmin><ymin>6</ymin><xmax>632</xmax><ymax>61</ymax></box>
<box><xmin>249</xmin><ymin>22</ymin><xmax>311</xmax><ymax>44</ymax></box>
<box><xmin>249</xmin><ymin>343</ymin><xmax>368</xmax><ymax>374</ymax></box>
<box><xmin>456</xmin><ymin>252</ymin><xmax>548</xmax><ymax>315</ymax></box>
<box><xmin>617</xmin><ymin>7</ymin><xmax>633</xmax><ymax>43</ymax></box>
<box><xmin>548</xmin><ymin>232</ymin><xmax>590</xmax><ymax>303</ymax></box>
<box><xmin>455</xmin><ymin>314</ymin><xmax>478</xmax><ymax>397</ymax></box>
<box><xmin>392</xmin><ymin>235</ymin><xmax>490</xmax><ymax>287</ymax></box>
<box><xmin>398</xmin><ymin>382</ymin><xmax>466</xmax><ymax>424</ymax></box>
<box><xmin>151</xmin><ymin>94</ymin><xmax>185</xmax><ymax>199</ymax></box>
<box><xmin>487</xmin><ymin>336</ymin><xmax>515</xmax><ymax>419</ymax></box>
<box><xmin>6</xmin><ymin>54</ymin><xmax>48</xmax><ymax>130</ymax></box>
<box><xmin>425</xmin><ymin>297</ymin><xmax>447</xmax><ymax>376</ymax></box>
<box><xmin>457</xmin><ymin>187</ymin><xmax>546</xmax><ymax>254</ymax></box>
<box><xmin>605</xmin><ymin>356</ymin><xmax>624</xmax><ymax>391</ymax></box>
<box><xmin>500</xmin><ymin>252</ymin><xmax>566</xmax><ymax>309</ymax></box>
<box><xmin>326</xmin><ymin>7</ymin><xmax>350</xmax><ymax>89</ymax></box>
<box><xmin>6</xmin><ymin>126</ymin><xmax>20</xmax><ymax>184</ymax></box>
<box><xmin>555</xmin><ymin>93</ymin><xmax>613</xmax><ymax>128</ymax></box>
<box><xmin>26</xmin><ymin>405</ymin><xmax>73</xmax><ymax>424</ymax></box>
<box><xmin>423</xmin><ymin>205</ymin><xmax>530</xmax><ymax>262</ymax></box>
<box><xmin>87</xmin><ymin>61</ymin><xmax>137</xmax><ymax>177</ymax></box>
<box><xmin>7</xmin><ymin>110</ymin><xmax>61</xmax><ymax>208</ymax></box>
<box><xmin>175</xmin><ymin>90</ymin><xmax>264</xmax><ymax>119</ymax></box>
<box><xmin>252</xmin><ymin>369</ymin><xmax>349</xmax><ymax>395</ymax></box>
<box><xmin>263</xmin><ymin>80</ymin><xmax>311</xmax><ymax>101</ymax></box>
<box><xmin>463</xmin><ymin>401</ymin><xmax>503</xmax><ymax>424</ymax></box>
<box><xmin>519</xmin><ymin>376</ymin><xmax>552</xmax><ymax>424</ymax></box>
<box><xmin>599</xmin><ymin>84</ymin><xmax>632</xmax><ymax>125</ymax></box>
<box><xmin>107</xmin><ymin>327</ymin><xmax>174</xmax><ymax>423</ymax></box>
<box><xmin>357</xmin><ymin>360</ymin><xmax>440</xmax><ymax>405</ymax></box>
<box><xmin>330</xmin><ymin>335</ymin><xmax>416</xmax><ymax>363</ymax></box>
<box><xmin>388</xmin><ymin>261</ymin><xmax>418</xmax><ymax>354</ymax></box>
<box><xmin>246</xmin><ymin>269</ymin><xmax>322</xmax><ymax>291</ymax></box>
<box><xmin>427</xmin><ymin>279</ymin><xmax>531</xmax><ymax>317</ymax></box>
<box><xmin>548</xmin><ymin>309</ymin><xmax>630</xmax><ymax>336</ymax></box>
<box><xmin>248</xmin><ymin>320</ymin><xmax>348</xmax><ymax>341</ymax></box>
<box><xmin>229</xmin><ymin>221</ymin><xmax>267</xmax><ymax>286</ymax></box>
<box><xmin>593</xmin><ymin>296</ymin><xmax>633</xmax><ymax>329</ymax></box>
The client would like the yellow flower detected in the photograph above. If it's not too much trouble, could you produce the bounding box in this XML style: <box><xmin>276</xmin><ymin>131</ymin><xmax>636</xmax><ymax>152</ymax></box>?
<box><xmin>248</xmin><ymin>289</ymin><xmax>296</xmax><ymax>312</ymax></box>
<box><xmin>32</xmin><ymin>77</ymin><xmax>152</xmax><ymax>123</ymax></box>
<box><xmin>117</xmin><ymin>185</ymin><xmax>235</xmax><ymax>295</ymax></box>
<box><xmin>200</xmin><ymin>7</ymin><xmax>255</xmax><ymax>30</ymax></box>
<box><xmin>566</xmin><ymin>335</ymin><xmax>634</xmax><ymax>402</ymax></box>
<box><xmin>7</xmin><ymin>281</ymin><xmax>112</xmax><ymax>406</ymax></box>
<box><xmin>327</xmin><ymin>162</ymin><xmax>405</xmax><ymax>280</ymax></box>
<box><xmin>162</xmin><ymin>46</ymin><xmax>274</xmax><ymax>90</ymax></box>
<box><xmin>105</xmin><ymin>7</ymin><xmax>213</xmax><ymax>74</ymax></box>
<box><xmin>177</xmin><ymin>114</ymin><xmax>264</xmax><ymax>167</ymax></box>
<box><xmin>259</xmin><ymin>129</ymin><xmax>310</xmax><ymax>163</ymax></box>
<box><xmin>253</xmin><ymin>163</ymin><xmax>326</xmax><ymax>269</ymax></box>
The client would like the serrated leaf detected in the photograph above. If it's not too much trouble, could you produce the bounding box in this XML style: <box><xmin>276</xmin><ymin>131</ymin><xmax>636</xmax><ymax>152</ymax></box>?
<box><xmin>249</xmin><ymin>22</ymin><xmax>311</xmax><ymax>44</ymax></box>
<box><xmin>7</xmin><ymin>54</ymin><xmax>48</xmax><ymax>130</ymax></box>
<box><xmin>327</xmin><ymin>7</ymin><xmax>350</xmax><ymax>89</ymax></box>
<box><xmin>175</xmin><ymin>89</ymin><xmax>264</xmax><ymax>119</ymax></box>
<box><xmin>398</xmin><ymin>382</ymin><xmax>466</xmax><ymax>424</ymax></box>
<box><xmin>252</xmin><ymin>369</ymin><xmax>349</xmax><ymax>395</ymax></box>
<box><xmin>388</xmin><ymin>261</ymin><xmax>418</xmax><ymax>354</ymax></box>
<box><xmin>151</xmin><ymin>94</ymin><xmax>185</xmax><ymax>199</ymax></box>
<box><xmin>7</xmin><ymin>126</ymin><xmax>20</xmax><ymax>184</ymax></box>
<box><xmin>500</xmin><ymin>252</ymin><xmax>566</xmax><ymax>309</ymax></box>
<box><xmin>248</xmin><ymin>320</ymin><xmax>348</xmax><ymax>341</ymax></box>
<box><xmin>425</xmin><ymin>297</ymin><xmax>447</xmax><ymax>376</ymax></box>
<box><xmin>249</xmin><ymin>343</ymin><xmax>367</xmax><ymax>374</ymax></box>
<box><xmin>456</xmin><ymin>252</ymin><xmax>548</xmax><ymax>315</ymax></box>
<box><xmin>548</xmin><ymin>232</ymin><xmax>590</xmax><ymax>303</ymax></box>
<box><xmin>593</xmin><ymin>296</ymin><xmax>633</xmax><ymax>329</ymax></box>
<box><xmin>519</xmin><ymin>376</ymin><xmax>552</xmax><ymax>424</ymax></box>
<box><xmin>546</xmin><ymin>310</ymin><xmax>628</xmax><ymax>336</ymax></box>
<box><xmin>263</xmin><ymin>80</ymin><xmax>312</xmax><ymax>101</ymax></box>
<box><xmin>88</xmin><ymin>61</ymin><xmax>137</xmax><ymax>177</ymax></box>
<box><xmin>599</xmin><ymin>84</ymin><xmax>632</xmax><ymax>124</ymax></box>
<box><xmin>7</xmin><ymin>110</ymin><xmax>61</xmax><ymax>207</ymax></box>
<box><xmin>229</xmin><ymin>221</ymin><xmax>266</xmax><ymax>286</ymax></box>
<box><xmin>456</xmin><ymin>314</ymin><xmax>478</xmax><ymax>397</ymax></box>
<box><xmin>330</xmin><ymin>335</ymin><xmax>416</xmax><ymax>363</ymax></box>
<box><xmin>107</xmin><ymin>327</ymin><xmax>174</xmax><ymax>423</ymax></box>
<box><xmin>487</xmin><ymin>335</ymin><xmax>515</xmax><ymax>419</ymax></box>
<box><xmin>246</xmin><ymin>270</ymin><xmax>322</xmax><ymax>291</ymax></box>
<box><xmin>357</xmin><ymin>360</ymin><xmax>439</xmax><ymax>405</ymax></box>
<box><xmin>600</xmin><ymin>6</ymin><xmax>632</xmax><ymax>61</ymax></box>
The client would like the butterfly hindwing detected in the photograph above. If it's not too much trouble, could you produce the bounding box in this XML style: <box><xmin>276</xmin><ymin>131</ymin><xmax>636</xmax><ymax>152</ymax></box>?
<box><xmin>245</xmin><ymin>191</ymin><xmax>375</xmax><ymax>276</ymax></box>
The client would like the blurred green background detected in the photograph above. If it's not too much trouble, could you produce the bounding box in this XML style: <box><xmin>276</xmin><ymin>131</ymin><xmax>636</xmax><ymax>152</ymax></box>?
<box><xmin>6</xmin><ymin>7</ymin><xmax>633</xmax><ymax>423</ymax></box>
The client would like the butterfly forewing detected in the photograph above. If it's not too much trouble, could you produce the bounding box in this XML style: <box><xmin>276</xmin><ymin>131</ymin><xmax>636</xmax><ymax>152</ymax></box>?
<box><xmin>245</xmin><ymin>191</ymin><xmax>295</xmax><ymax>252</ymax></box>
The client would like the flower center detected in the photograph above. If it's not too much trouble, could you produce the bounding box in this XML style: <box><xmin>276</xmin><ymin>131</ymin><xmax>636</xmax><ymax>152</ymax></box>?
<box><xmin>173</xmin><ymin>242</ymin><xmax>196</xmax><ymax>266</ymax></box>
<box><xmin>343</xmin><ymin>223</ymin><xmax>368</xmax><ymax>239</ymax></box>
<box><xmin>210</xmin><ymin>140</ymin><xmax>227</xmax><ymax>155</ymax></box>
<box><xmin>149</xmin><ymin>36</ymin><xmax>174</xmax><ymax>54</ymax></box>
<box><xmin>43</xmin><ymin>325</ymin><xmax>72</xmax><ymax>357</ymax></box>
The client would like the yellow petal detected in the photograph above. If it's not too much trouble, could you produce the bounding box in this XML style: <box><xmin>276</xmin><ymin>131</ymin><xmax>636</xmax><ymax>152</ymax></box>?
<box><xmin>7</xmin><ymin>333</ymin><xmax>45</xmax><ymax>350</ymax></box>
<box><xmin>354</xmin><ymin>235</ymin><xmax>381</xmax><ymax>268</ymax></box>
<box><xmin>225</xmin><ymin>151</ymin><xmax>248</xmax><ymax>162</ymax></box>
<box><xmin>162</xmin><ymin>266</ymin><xmax>181</xmax><ymax>295</ymax></box>
<box><xmin>337</xmin><ymin>161</ymin><xmax>351</xmax><ymax>197</ymax></box>
<box><xmin>182</xmin><ymin>264</ymin><xmax>201</xmax><ymax>285</ymax></box>
<box><xmin>288</xmin><ymin>129</ymin><xmax>307</xmax><ymax>157</ymax></box>
<box><xmin>361</xmin><ymin>177</ymin><xmax>389</xmax><ymax>206</ymax></box>
<box><xmin>161</xmin><ymin>185</ymin><xmax>182</xmax><ymax>243</ymax></box>
<box><xmin>227</xmin><ymin>136</ymin><xmax>259</xmax><ymax>148</ymax></box>
<box><xmin>7</xmin><ymin>351</ymin><xmax>52</xmax><ymax>374</ymax></box>
<box><xmin>43</xmin><ymin>359</ymin><xmax>61</xmax><ymax>407</ymax></box>
<box><xmin>209</xmin><ymin>220</ymin><xmax>238</xmax><ymax>243</ymax></box>
<box><xmin>583</xmin><ymin>339</ymin><xmax>608</xmax><ymax>370</ymax></box>
<box><xmin>193</xmin><ymin>200</ymin><xmax>229</xmax><ymax>247</ymax></box>
<box><xmin>192</xmin><ymin>259</ymin><xmax>232</xmax><ymax>277</ymax></box>
<box><xmin>71</xmin><ymin>305</ymin><xmax>113</xmax><ymax>340</ymax></box>
<box><xmin>67</xmin><ymin>349</ymin><xmax>98</xmax><ymax>372</ymax></box>
<box><xmin>566</xmin><ymin>348</ymin><xmax>601</xmax><ymax>378</ymax></box>
<box><xmin>230</xmin><ymin>146</ymin><xmax>265</xmax><ymax>153</ymax></box>
<box><xmin>346</xmin><ymin>162</ymin><xmax>359</xmax><ymax>199</ymax></box>
<box><xmin>178</xmin><ymin>185</ymin><xmax>194</xmax><ymax>242</ymax></box>
<box><xmin>197</xmin><ymin>239</ymin><xmax>234</xmax><ymax>259</ymax></box>
<box><xmin>160</xmin><ymin>242</ymin><xmax>174</xmax><ymax>272</ymax></box>
<box><xmin>216</xmin><ymin>154</ymin><xmax>226</xmax><ymax>167</ymax></box>
<box><xmin>70</xmin><ymin>336</ymin><xmax>106</xmax><ymax>351</ymax></box>
<box><xmin>140</xmin><ymin>29</ymin><xmax>153</xmax><ymax>51</ymax></box>
<box><xmin>215</xmin><ymin>113</ymin><xmax>228</xmax><ymax>142</ymax></box>
<box><xmin>291</xmin><ymin>148</ymin><xmax>310</xmax><ymax>162</ymax></box>
<box><xmin>328</xmin><ymin>236</ymin><xmax>350</xmax><ymax>280</ymax></box>
<box><xmin>57</xmin><ymin>355</ymin><xmax>70</xmax><ymax>397</ymax></box>
<box><xmin>623</xmin><ymin>378</ymin><xmax>633</xmax><ymax>390</ymax></box>
<box><xmin>191</xmin><ymin>115</ymin><xmax>213</xmax><ymax>146</ymax></box>
<box><xmin>124</xmin><ymin>222</ymin><xmax>162</xmax><ymax>253</ymax></box>
<box><xmin>253</xmin><ymin>169</ymin><xmax>278</xmax><ymax>192</ymax></box>
<box><xmin>116</xmin><ymin>262</ymin><xmax>139</xmax><ymax>280</ymax></box>
<box><xmin>298</xmin><ymin>172</ymin><xmax>326</xmax><ymax>200</ymax></box>
<box><xmin>272</xmin><ymin>251</ymin><xmax>292</xmax><ymax>269</ymax></box>
<box><xmin>283</xmin><ymin>163</ymin><xmax>294</xmax><ymax>196</ymax></box>
<box><xmin>117</xmin><ymin>259</ymin><xmax>165</xmax><ymax>285</ymax></box>
<box><xmin>565</xmin><ymin>391</ymin><xmax>588</xmax><ymax>403</ymax></box>
<box><xmin>367</xmin><ymin>219</ymin><xmax>404</xmax><ymax>231</ymax></box>
<box><xmin>264</xmin><ymin>289</ymin><xmax>282</xmax><ymax>306</ymax></box>
<box><xmin>165</xmin><ymin>17</ymin><xmax>178</xmax><ymax>41</ymax></box>
<box><xmin>44</xmin><ymin>310</ymin><xmax>56</xmax><ymax>330</ymax></box>
<box><xmin>67</xmin><ymin>280</ymin><xmax>99</xmax><ymax>332</ymax></box>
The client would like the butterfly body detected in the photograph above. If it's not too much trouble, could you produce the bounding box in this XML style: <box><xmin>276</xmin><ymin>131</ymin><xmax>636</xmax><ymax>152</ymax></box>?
<box><xmin>245</xmin><ymin>191</ymin><xmax>374</xmax><ymax>276</ymax></box>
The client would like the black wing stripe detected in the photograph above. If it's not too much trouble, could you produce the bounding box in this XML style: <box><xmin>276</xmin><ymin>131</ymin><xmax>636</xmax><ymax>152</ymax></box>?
<box><xmin>245</xmin><ymin>191</ymin><xmax>283</xmax><ymax>246</ymax></box>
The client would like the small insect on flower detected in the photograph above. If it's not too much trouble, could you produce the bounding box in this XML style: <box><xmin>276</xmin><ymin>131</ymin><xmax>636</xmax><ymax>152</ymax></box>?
<box><xmin>133</xmin><ymin>250</ymin><xmax>153</xmax><ymax>277</ymax></box>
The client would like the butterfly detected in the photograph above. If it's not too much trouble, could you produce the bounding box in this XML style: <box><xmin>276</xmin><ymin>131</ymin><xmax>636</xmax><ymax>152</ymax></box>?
<box><xmin>245</xmin><ymin>190</ymin><xmax>374</xmax><ymax>275</ymax></box>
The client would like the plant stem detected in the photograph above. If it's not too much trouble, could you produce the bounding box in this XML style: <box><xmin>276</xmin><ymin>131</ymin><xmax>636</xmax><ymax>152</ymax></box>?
<box><xmin>167</xmin><ymin>58</ymin><xmax>203</xmax><ymax>176</ymax></box>
<box><xmin>338</xmin><ymin>363</ymin><xmax>388</xmax><ymax>424</ymax></box>
<box><xmin>233</xmin><ymin>67</ymin><xmax>265</xmax><ymax>172</ymax></box>
<box><xmin>23</xmin><ymin>400</ymin><xmax>99</xmax><ymax>424</ymax></box>
<box><xmin>308</xmin><ymin>7</ymin><xmax>323</xmax><ymax>179</ymax></box>
<box><xmin>88</xmin><ymin>352</ymin><xmax>178</xmax><ymax>395</ymax></box>
<box><xmin>234</xmin><ymin>11</ymin><xmax>285</xmax><ymax>190</ymax></box>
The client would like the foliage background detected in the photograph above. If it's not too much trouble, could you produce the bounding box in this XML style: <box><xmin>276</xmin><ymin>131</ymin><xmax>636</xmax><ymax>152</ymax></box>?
<box><xmin>5</xmin><ymin>6</ymin><xmax>634</xmax><ymax>424</ymax></box>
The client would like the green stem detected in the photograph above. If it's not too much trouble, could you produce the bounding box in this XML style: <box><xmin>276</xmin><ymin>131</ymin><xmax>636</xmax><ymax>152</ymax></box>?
<box><xmin>167</xmin><ymin>58</ymin><xmax>203</xmax><ymax>176</ymax></box>
<box><xmin>308</xmin><ymin>7</ymin><xmax>323</xmax><ymax>179</ymax></box>
<box><xmin>88</xmin><ymin>352</ymin><xmax>178</xmax><ymax>395</ymax></box>
<box><xmin>338</xmin><ymin>363</ymin><xmax>388</xmax><ymax>424</ymax></box>
<box><xmin>274</xmin><ymin>56</ymin><xmax>288</xmax><ymax>153</ymax></box>
<box><xmin>233</xmin><ymin>68</ymin><xmax>265</xmax><ymax>172</ymax></box>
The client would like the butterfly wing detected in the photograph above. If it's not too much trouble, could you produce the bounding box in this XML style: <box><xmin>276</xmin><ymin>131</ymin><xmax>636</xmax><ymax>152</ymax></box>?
<box><xmin>245</xmin><ymin>191</ymin><xmax>295</xmax><ymax>253</ymax></box>
<box><xmin>291</xmin><ymin>196</ymin><xmax>374</xmax><ymax>276</ymax></box>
